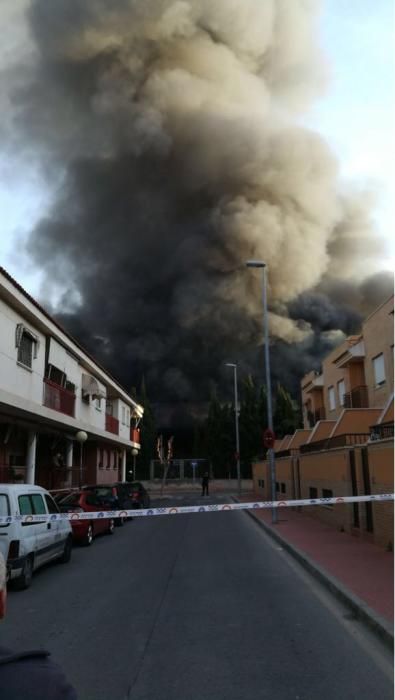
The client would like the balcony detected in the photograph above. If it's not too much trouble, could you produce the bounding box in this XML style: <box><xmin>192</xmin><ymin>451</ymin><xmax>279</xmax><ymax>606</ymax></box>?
<box><xmin>370</xmin><ymin>422</ymin><xmax>394</xmax><ymax>441</ymax></box>
<box><xmin>300</xmin><ymin>438</ymin><xmax>329</xmax><ymax>454</ymax></box>
<box><xmin>275</xmin><ymin>449</ymin><xmax>291</xmax><ymax>458</ymax></box>
<box><xmin>314</xmin><ymin>407</ymin><xmax>326</xmax><ymax>422</ymax></box>
<box><xmin>343</xmin><ymin>385</ymin><xmax>368</xmax><ymax>409</ymax></box>
<box><xmin>328</xmin><ymin>433</ymin><xmax>370</xmax><ymax>448</ymax></box>
<box><xmin>43</xmin><ymin>378</ymin><xmax>75</xmax><ymax>417</ymax></box>
<box><xmin>105</xmin><ymin>414</ymin><xmax>119</xmax><ymax>435</ymax></box>
<box><xmin>300</xmin><ymin>433</ymin><xmax>370</xmax><ymax>453</ymax></box>
<box><xmin>306</xmin><ymin>406</ymin><xmax>326</xmax><ymax>428</ymax></box>
<box><xmin>130</xmin><ymin>427</ymin><xmax>141</xmax><ymax>444</ymax></box>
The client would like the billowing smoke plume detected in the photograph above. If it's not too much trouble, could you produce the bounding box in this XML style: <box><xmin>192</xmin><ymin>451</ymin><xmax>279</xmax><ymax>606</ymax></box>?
<box><xmin>5</xmin><ymin>0</ymin><xmax>392</xmax><ymax>399</ymax></box>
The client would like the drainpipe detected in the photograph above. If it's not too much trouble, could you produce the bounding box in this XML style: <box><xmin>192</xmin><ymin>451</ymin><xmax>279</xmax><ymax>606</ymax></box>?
<box><xmin>66</xmin><ymin>440</ymin><xmax>73</xmax><ymax>486</ymax></box>
<box><xmin>121</xmin><ymin>449</ymin><xmax>127</xmax><ymax>482</ymax></box>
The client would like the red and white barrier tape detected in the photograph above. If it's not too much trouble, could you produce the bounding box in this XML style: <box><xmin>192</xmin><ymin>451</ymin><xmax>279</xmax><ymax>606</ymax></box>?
<box><xmin>0</xmin><ymin>493</ymin><xmax>393</xmax><ymax>524</ymax></box>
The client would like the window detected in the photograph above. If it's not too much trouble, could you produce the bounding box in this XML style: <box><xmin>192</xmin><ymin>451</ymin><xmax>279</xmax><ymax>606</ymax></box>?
<box><xmin>309</xmin><ymin>487</ymin><xmax>318</xmax><ymax>499</ymax></box>
<box><xmin>18</xmin><ymin>494</ymin><xmax>46</xmax><ymax>522</ymax></box>
<box><xmin>337</xmin><ymin>379</ymin><xmax>346</xmax><ymax>406</ymax></box>
<box><xmin>275</xmin><ymin>482</ymin><xmax>279</xmax><ymax>492</ymax></box>
<box><xmin>85</xmin><ymin>495</ymin><xmax>99</xmax><ymax>506</ymax></box>
<box><xmin>258</xmin><ymin>479</ymin><xmax>265</xmax><ymax>488</ymax></box>
<box><xmin>15</xmin><ymin>325</ymin><xmax>38</xmax><ymax>369</ymax></box>
<box><xmin>45</xmin><ymin>494</ymin><xmax>59</xmax><ymax>514</ymax></box>
<box><xmin>126</xmin><ymin>409</ymin><xmax>130</xmax><ymax>426</ymax></box>
<box><xmin>31</xmin><ymin>494</ymin><xmax>46</xmax><ymax>514</ymax></box>
<box><xmin>121</xmin><ymin>406</ymin><xmax>126</xmax><ymax>425</ymax></box>
<box><xmin>17</xmin><ymin>333</ymin><xmax>34</xmax><ymax>368</ymax></box>
<box><xmin>328</xmin><ymin>386</ymin><xmax>336</xmax><ymax>411</ymax></box>
<box><xmin>18</xmin><ymin>495</ymin><xmax>33</xmax><ymax>515</ymax></box>
<box><xmin>0</xmin><ymin>495</ymin><xmax>10</xmax><ymax>528</ymax></box>
<box><xmin>46</xmin><ymin>364</ymin><xmax>66</xmax><ymax>386</ymax></box>
<box><xmin>322</xmin><ymin>488</ymin><xmax>333</xmax><ymax>508</ymax></box>
<box><xmin>95</xmin><ymin>397</ymin><xmax>102</xmax><ymax>411</ymax></box>
<box><xmin>372</xmin><ymin>353</ymin><xmax>386</xmax><ymax>386</ymax></box>
<box><xmin>281</xmin><ymin>483</ymin><xmax>286</xmax><ymax>494</ymax></box>
<box><xmin>103</xmin><ymin>449</ymin><xmax>108</xmax><ymax>469</ymax></box>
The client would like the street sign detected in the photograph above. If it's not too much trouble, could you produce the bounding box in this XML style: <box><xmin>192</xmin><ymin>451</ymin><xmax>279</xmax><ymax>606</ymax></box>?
<box><xmin>263</xmin><ymin>428</ymin><xmax>276</xmax><ymax>449</ymax></box>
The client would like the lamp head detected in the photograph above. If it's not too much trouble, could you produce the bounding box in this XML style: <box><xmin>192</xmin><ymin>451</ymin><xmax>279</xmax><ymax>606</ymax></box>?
<box><xmin>225</xmin><ymin>363</ymin><xmax>236</xmax><ymax>368</ymax></box>
<box><xmin>75</xmin><ymin>430</ymin><xmax>88</xmax><ymax>443</ymax></box>
<box><xmin>246</xmin><ymin>260</ymin><xmax>266</xmax><ymax>268</ymax></box>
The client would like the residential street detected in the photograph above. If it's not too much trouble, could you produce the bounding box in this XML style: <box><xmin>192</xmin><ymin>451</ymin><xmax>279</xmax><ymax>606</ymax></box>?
<box><xmin>1</xmin><ymin>495</ymin><xmax>393</xmax><ymax>700</ymax></box>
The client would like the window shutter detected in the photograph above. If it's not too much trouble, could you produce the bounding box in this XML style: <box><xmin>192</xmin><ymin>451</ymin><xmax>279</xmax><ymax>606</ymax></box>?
<box><xmin>15</xmin><ymin>323</ymin><xmax>24</xmax><ymax>348</ymax></box>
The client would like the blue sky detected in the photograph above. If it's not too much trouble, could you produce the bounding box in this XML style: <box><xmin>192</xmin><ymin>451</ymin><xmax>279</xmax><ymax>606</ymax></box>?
<box><xmin>307</xmin><ymin>0</ymin><xmax>394</xmax><ymax>249</ymax></box>
<box><xmin>0</xmin><ymin>0</ymin><xmax>393</xmax><ymax>294</ymax></box>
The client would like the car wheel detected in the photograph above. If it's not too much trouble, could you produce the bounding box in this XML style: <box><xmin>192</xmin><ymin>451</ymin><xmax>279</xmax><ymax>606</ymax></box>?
<box><xmin>13</xmin><ymin>555</ymin><xmax>34</xmax><ymax>590</ymax></box>
<box><xmin>115</xmin><ymin>517</ymin><xmax>124</xmax><ymax>527</ymax></box>
<box><xmin>59</xmin><ymin>536</ymin><xmax>73</xmax><ymax>564</ymax></box>
<box><xmin>82</xmin><ymin>524</ymin><xmax>94</xmax><ymax>546</ymax></box>
<box><xmin>107</xmin><ymin>518</ymin><xmax>115</xmax><ymax>535</ymax></box>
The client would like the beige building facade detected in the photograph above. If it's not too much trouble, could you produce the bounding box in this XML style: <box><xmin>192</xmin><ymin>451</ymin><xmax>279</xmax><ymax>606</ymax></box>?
<box><xmin>253</xmin><ymin>294</ymin><xmax>394</xmax><ymax>551</ymax></box>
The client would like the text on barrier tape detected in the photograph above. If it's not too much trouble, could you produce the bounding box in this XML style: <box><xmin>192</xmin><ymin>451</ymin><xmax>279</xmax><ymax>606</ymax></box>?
<box><xmin>0</xmin><ymin>493</ymin><xmax>393</xmax><ymax>524</ymax></box>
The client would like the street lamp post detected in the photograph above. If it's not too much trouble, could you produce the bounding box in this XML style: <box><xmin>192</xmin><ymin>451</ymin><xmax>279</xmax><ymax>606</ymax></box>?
<box><xmin>132</xmin><ymin>448</ymin><xmax>138</xmax><ymax>481</ymax></box>
<box><xmin>225</xmin><ymin>363</ymin><xmax>241</xmax><ymax>495</ymax></box>
<box><xmin>246</xmin><ymin>260</ymin><xmax>277</xmax><ymax>524</ymax></box>
<box><xmin>75</xmin><ymin>430</ymin><xmax>88</xmax><ymax>488</ymax></box>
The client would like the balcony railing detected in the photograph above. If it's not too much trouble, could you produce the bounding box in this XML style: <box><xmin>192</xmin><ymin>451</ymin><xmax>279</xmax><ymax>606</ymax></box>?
<box><xmin>43</xmin><ymin>378</ymin><xmax>75</xmax><ymax>417</ymax></box>
<box><xmin>306</xmin><ymin>407</ymin><xmax>326</xmax><ymax>427</ymax></box>
<box><xmin>314</xmin><ymin>407</ymin><xmax>326</xmax><ymax>422</ymax></box>
<box><xmin>105</xmin><ymin>414</ymin><xmax>119</xmax><ymax>435</ymax></box>
<box><xmin>328</xmin><ymin>433</ymin><xmax>370</xmax><ymax>448</ymax></box>
<box><xmin>370</xmin><ymin>422</ymin><xmax>394</xmax><ymax>441</ymax></box>
<box><xmin>300</xmin><ymin>433</ymin><xmax>370</xmax><ymax>453</ymax></box>
<box><xmin>300</xmin><ymin>438</ymin><xmax>329</xmax><ymax>454</ymax></box>
<box><xmin>275</xmin><ymin>449</ymin><xmax>291</xmax><ymax>458</ymax></box>
<box><xmin>343</xmin><ymin>385</ymin><xmax>368</xmax><ymax>409</ymax></box>
<box><xmin>130</xmin><ymin>427</ymin><xmax>141</xmax><ymax>444</ymax></box>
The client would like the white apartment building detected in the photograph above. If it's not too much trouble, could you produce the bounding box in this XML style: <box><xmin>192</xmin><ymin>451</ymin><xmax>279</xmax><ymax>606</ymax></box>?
<box><xmin>0</xmin><ymin>267</ymin><xmax>143</xmax><ymax>488</ymax></box>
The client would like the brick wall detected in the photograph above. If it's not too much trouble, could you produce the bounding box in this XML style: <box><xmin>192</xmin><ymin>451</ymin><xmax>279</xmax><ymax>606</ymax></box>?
<box><xmin>253</xmin><ymin>440</ymin><xmax>393</xmax><ymax>551</ymax></box>
<box><xmin>367</xmin><ymin>440</ymin><xmax>394</xmax><ymax>549</ymax></box>
<box><xmin>298</xmin><ymin>448</ymin><xmax>352</xmax><ymax>532</ymax></box>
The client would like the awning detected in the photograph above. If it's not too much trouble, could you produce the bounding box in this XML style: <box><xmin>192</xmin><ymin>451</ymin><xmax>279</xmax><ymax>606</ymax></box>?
<box><xmin>82</xmin><ymin>373</ymin><xmax>106</xmax><ymax>399</ymax></box>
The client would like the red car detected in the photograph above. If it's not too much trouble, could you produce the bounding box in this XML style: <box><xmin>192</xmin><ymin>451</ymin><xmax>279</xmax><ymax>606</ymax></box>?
<box><xmin>58</xmin><ymin>491</ymin><xmax>115</xmax><ymax>546</ymax></box>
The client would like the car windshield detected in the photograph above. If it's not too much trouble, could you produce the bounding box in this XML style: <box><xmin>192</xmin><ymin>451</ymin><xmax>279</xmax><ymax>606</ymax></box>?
<box><xmin>60</xmin><ymin>492</ymin><xmax>82</xmax><ymax>505</ymax></box>
<box><xmin>94</xmin><ymin>488</ymin><xmax>113</xmax><ymax>497</ymax></box>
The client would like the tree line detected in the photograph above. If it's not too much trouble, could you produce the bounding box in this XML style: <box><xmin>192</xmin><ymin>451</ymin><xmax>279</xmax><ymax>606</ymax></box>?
<box><xmin>130</xmin><ymin>377</ymin><xmax>302</xmax><ymax>480</ymax></box>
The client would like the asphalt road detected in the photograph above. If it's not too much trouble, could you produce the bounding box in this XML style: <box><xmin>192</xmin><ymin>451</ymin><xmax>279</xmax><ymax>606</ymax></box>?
<box><xmin>1</xmin><ymin>494</ymin><xmax>393</xmax><ymax>700</ymax></box>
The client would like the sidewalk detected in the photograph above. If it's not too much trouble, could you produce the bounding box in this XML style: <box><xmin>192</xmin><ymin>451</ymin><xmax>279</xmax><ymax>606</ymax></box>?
<box><xmin>236</xmin><ymin>493</ymin><xmax>394</xmax><ymax>649</ymax></box>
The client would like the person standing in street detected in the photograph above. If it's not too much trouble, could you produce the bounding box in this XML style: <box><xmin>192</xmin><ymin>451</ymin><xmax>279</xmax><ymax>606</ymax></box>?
<box><xmin>201</xmin><ymin>471</ymin><xmax>209</xmax><ymax>497</ymax></box>
<box><xmin>0</xmin><ymin>552</ymin><xmax>78</xmax><ymax>699</ymax></box>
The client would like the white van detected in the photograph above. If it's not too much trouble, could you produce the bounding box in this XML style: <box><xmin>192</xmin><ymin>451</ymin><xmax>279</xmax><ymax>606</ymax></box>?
<box><xmin>0</xmin><ymin>484</ymin><xmax>73</xmax><ymax>589</ymax></box>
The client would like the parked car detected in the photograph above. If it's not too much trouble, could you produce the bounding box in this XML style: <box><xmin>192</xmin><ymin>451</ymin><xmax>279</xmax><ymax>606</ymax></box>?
<box><xmin>50</xmin><ymin>489</ymin><xmax>75</xmax><ymax>504</ymax></box>
<box><xmin>128</xmin><ymin>482</ymin><xmax>150</xmax><ymax>509</ymax></box>
<box><xmin>58</xmin><ymin>491</ymin><xmax>115</xmax><ymax>545</ymax></box>
<box><xmin>81</xmin><ymin>483</ymin><xmax>135</xmax><ymax>525</ymax></box>
<box><xmin>0</xmin><ymin>484</ymin><xmax>73</xmax><ymax>590</ymax></box>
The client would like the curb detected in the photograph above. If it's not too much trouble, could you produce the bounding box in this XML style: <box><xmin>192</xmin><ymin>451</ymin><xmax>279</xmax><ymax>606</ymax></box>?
<box><xmin>235</xmin><ymin>499</ymin><xmax>394</xmax><ymax>651</ymax></box>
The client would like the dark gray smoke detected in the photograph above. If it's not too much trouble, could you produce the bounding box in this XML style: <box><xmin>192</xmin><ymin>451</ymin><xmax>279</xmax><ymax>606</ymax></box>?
<box><xmin>3</xmin><ymin>0</ymin><xmax>392</xmax><ymax>401</ymax></box>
